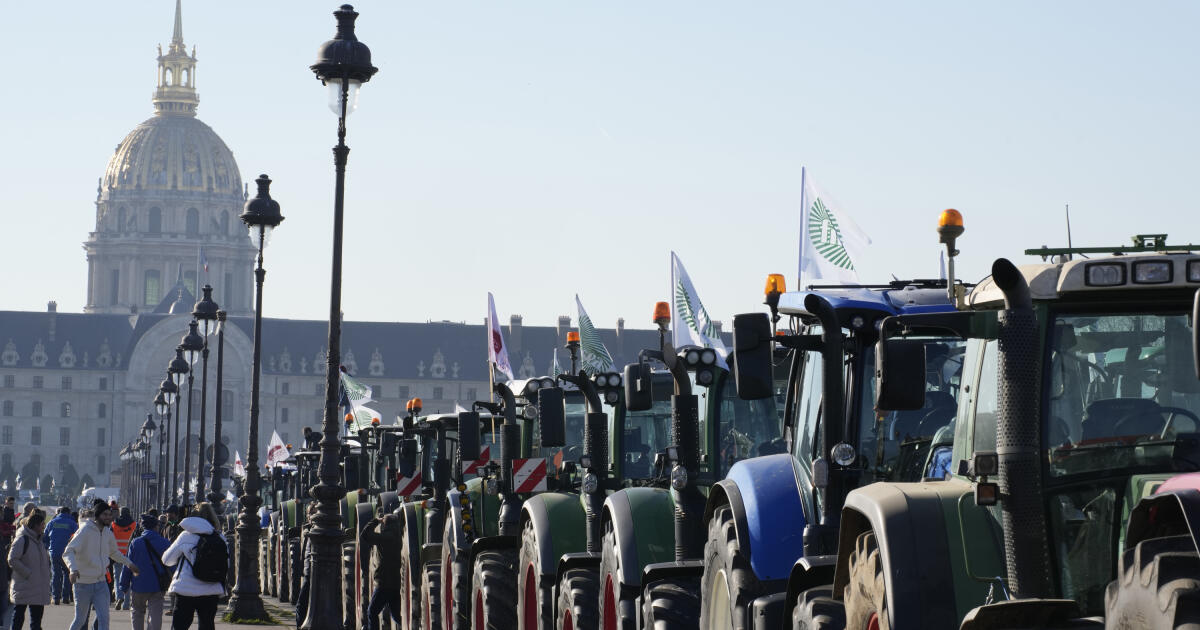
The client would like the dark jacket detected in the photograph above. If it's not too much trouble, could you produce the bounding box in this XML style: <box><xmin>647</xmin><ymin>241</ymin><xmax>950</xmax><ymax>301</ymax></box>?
<box><xmin>119</xmin><ymin>531</ymin><xmax>171</xmax><ymax>594</ymax></box>
<box><xmin>43</xmin><ymin>513</ymin><xmax>78</xmax><ymax>555</ymax></box>
<box><xmin>358</xmin><ymin>517</ymin><xmax>401</xmax><ymax>589</ymax></box>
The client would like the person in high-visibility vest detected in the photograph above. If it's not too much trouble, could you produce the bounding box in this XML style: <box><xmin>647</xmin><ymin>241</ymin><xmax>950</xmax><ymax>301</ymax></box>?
<box><xmin>110</xmin><ymin>507</ymin><xmax>137</xmax><ymax>611</ymax></box>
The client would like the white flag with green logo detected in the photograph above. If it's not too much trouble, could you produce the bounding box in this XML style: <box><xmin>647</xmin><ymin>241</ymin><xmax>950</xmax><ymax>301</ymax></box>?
<box><xmin>575</xmin><ymin>295</ymin><xmax>616</xmax><ymax>375</ymax></box>
<box><xmin>340</xmin><ymin>371</ymin><xmax>381</xmax><ymax>432</ymax></box>
<box><xmin>670</xmin><ymin>252</ymin><xmax>728</xmax><ymax>368</ymax></box>
<box><xmin>798</xmin><ymin>167</ymin><xmax>871</xmax><ymax>285</ymax></box>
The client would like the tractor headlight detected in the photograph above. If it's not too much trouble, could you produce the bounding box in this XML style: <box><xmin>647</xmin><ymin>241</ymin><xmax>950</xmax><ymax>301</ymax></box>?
<box><xmin>700</xmin><ymin>349</ymin><xmax>716</xmax><ymax>365</ymax></box>
<box><xmin>696</xmin><ymin>370</ymin><xmax>714</xmax><ymax>386</ymax></box>
<box><xmin>604</xmin><ymin>390</ymin><xmax>619</xmax><ymax>405</ymax></box>
<box><xmin>1188</xmin><ymin>260</ymin><xmax>1200</xmax><ymax>282</ymax></box>
<box><xmin>523</xmin><ymin>405</ymin><xmax>539</xmax><ymax>421</ymax></box>
<box><xmin>581</xmin><ymin>472</ymin><xmax>599</xmax><ymax>494</ymax></box>
<box><xmin>669</xmin><ymin>464</ymin><xmax>688</xmax><ymax>491</ymax></box>
<box><xmin>831</xmin><ymin>442</ymin><xmax>857</xmax><ymax>467</ymax></box>
<box><xmin>527</xmin><ymin>380</ymin><xmax>541</xmax><ymax>393</ymax></box>
<box><xmin>540</xmin><ymin>377</ymin><xmax>556</xmax><ymax>390</ymax></box>
<box><xmin>608</xmin><ymin>373</ymin><xmax>622</xmax><ymax>387</ymax></box>
<box><xmin>1085</xmin><ymin>262</ymin><xmax>1125</xmax><ymax>287</ymax></box>
<box><xmin>685</xmin><ymin>350</ymin><xmax>700</xmax><ymax>365</ymax></box>
<box><xmin>594</xmin><ymin>374</ymin><xmax>607</xmax><ymax>387</ymax></box>
<box><xmin>1133</xmin><ymin>261</ymin><xmax>1172</xmax><ymax>284</ymax></box>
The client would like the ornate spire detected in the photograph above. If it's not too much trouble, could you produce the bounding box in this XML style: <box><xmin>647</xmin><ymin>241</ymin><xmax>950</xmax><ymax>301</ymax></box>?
<box><xmin>153</xmin><ymin>0</ymin><xmax>199</xmax><ymax>116</ymax></box>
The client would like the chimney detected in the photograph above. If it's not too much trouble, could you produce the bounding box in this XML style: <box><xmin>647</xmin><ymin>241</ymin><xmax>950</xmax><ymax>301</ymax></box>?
<box><xmin>508</xmin><ymin>315</ymin><xmax>523</xmax><ymax>353</ymax></box>
<box><xmin>712</xmin><ymin>320</ymin><xmax>723</xmax><ymax>336</ymax></box>
<box><xmin>616</xmin><ymin>318</ymin><xmax>625</xmax><ymax>361</ymax></box>
<box><xmin>556</xmin><ymin>315</ymin><xmax>572</xmax><ymax>348</ymax></box>
<box><xmin>47</xmin><ymin>301</ymin><xmax>57</xmax><ymax>342</ymax></box>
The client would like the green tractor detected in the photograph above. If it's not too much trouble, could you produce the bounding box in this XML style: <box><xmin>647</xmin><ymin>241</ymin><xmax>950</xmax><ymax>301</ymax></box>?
<box><xmin>274</xmin><ymin>449</ymin><xmax>321</xmax><ymax>607</ymax></box>
<box><xmin>792</xmin><ymin>233</ymin><xmax>1200</xmax><ymax>628</ymax></box>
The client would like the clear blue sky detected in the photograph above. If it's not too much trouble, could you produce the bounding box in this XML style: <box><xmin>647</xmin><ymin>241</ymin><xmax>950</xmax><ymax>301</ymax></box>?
<box><xmin>3</xmin><ymin>1</ymin><xmax>1197</xmax><ymax>328</ymax></box>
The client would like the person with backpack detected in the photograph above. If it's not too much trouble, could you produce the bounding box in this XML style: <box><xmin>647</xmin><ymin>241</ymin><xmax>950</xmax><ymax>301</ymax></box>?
<box><xmin>110</xmin><ymin>508</ymin><xmax>136</xmax><ymax>611</ymax></box>
<box><xmin>161</xmin><ymin>503</ymin><xmax>226</xmax><ymax>630</ymax></box>
<box><xmin>43</xmin><ymin>506</ymin><xmax>77</xmax><ymax>605</ymax></box>
<box><xmin>119</xmin><ymin>515</ymin><xmax>170</xmax><ymax>630</ymax></box>
<box><xmin>63</xmin><ymin>500</ymin><xmax>139</xmax><ymax>630</ymax></box>
<box><xmin>7</xmin><ymin>510</ymin><xmax>50</xmax><ymax>630</ymax></box>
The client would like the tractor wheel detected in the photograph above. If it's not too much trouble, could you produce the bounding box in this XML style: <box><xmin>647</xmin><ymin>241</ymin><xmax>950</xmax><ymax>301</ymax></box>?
<box><xmin>791</xmin><ymin>586</ymin><xmax>846</xmax><ymax>630</ymax></box>
<box><xmin>289</xmin><ymin>538</ymin><xmax>302</xmax><ymax>610</ymax></box>
<box><xmin>401</xmin><ymin>535</ymin><xmax>420</xmax><ymax>630</ymax></box>
<box><xmin>519</xmin><ymin>520</ymin><xmax>555</xmax><ymax>630</ymax></box>
<box><xmin>843</xmin><ymin>531</ymin><xmax>889</xmax><ymax>630</ymax></box>
<box><xmin>600</xmin><ymin>522</ymin><xmax>636</xmax><ymax>630</ymax></box>
<box><xmin>279</xmin><ymin>533</ymin><xmax>291</xmax><ymax>603</ymax></box>
<box><xmin>442</xmin><ymin>524</ymin><xmax>472</xmax><ymax>630</ymax></box>
<box><xmin>640</xmin><ymin>577</ymin><xmax>701</xmax><ymax>629</ymax></box>
<box><xmin>556</xmin><ymin>568</ymin><xmax>600</xmax><ymax>630</ymax></box>
<box><xmin>1104</xmin><ymin>534</ymin><xmax>1200</xmax><ymax>629</ymax></box>
<box><xmin>420</xmin><ymin>560</ymin><xmax>442</xmax><ymax>630</ymax></box>
<box><xmin>700</xmin><ymin>505</ymin><xmax>766</xmax><ymax>630</ymax></box>
<box><xmin>472</xmin><ymin>548</ymin><xmax>518</xmax><ymax>630</ymax></box>
<box><xmin>343</xmin><ymin>540</ymin><xmax>358</xmax><ymax>630</ymax></box>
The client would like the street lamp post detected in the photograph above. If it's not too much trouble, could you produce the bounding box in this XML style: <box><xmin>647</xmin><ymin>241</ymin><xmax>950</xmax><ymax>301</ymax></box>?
<box><xmin>227</xmin><ymin>174</ymin><xmax>283</xmax><ymax>622</ymax></box>
<box><xmin>141</xmin><ymin>415</ymin><xmax>157</xmax><ymax>511</ymax></box>
<box><xmin>118</xmin><ymin>445</ymin><xmax>129</xmax><ymax>509</ymax></box>
<box><xmin>207</xmin><ymin>310</ymin><xmax>228</xmax><ymax>511</ymax></box>
<box><xmin>154</xmin><ymin>394</ymin><xmax>170</xmax><ymax>508</ymax></box>
<box><xmin>194</xmin><ymin>288</ymin><xmax>219</xmax><ymax>504</ymax></box>
<box><xmin>304</xmin><ymin>7</ymin><xmax>377</xmax><ymax>628</ymax></box>
<box><xmin>160</xmin><ymin>370</ymin><xmax>182</xmax><ymax>500</ymax></box>
<box><xmin>180</xmin><ymin>321</ymin><xmax>205</xmax><ymax>506</ymax></box>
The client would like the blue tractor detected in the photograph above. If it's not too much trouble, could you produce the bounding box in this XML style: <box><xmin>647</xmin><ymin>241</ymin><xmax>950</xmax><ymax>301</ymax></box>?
<box><xmin>697</xmin><ymin>277</ymin><xmax>967</xmax><ymax>629</ymax></box>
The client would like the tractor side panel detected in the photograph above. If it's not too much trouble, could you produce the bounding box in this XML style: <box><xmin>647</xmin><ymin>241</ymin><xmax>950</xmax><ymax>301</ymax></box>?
<box><xmin>718</xmin><ymin>453</ymin><xmax>808</xmax><ymax>581</ymax></box>
<box><xmin>603</xmin><ymin>487</ymin><xmax>675</xmax><ymax>588</ymax></box>
<box><xmin>522</xmin><ymin>492</ymin><xmax>587</xmax><ymax>579</ymax></box>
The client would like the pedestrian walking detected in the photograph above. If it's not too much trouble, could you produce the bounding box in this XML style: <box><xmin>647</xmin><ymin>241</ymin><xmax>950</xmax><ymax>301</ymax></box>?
<box><xmin>63</xmin><ymin>500</ymin><xmax>139</xmax><ymax>630</ymax></box>
<box><xmin>360</xmin><ymin>512</ymin><xmax>402</xmax><ymax>630</ymax></box>
<box><xmin>43</xmin><ymin>507</ymin><xmax>77</xmax><ymax>605</ymax></box>
<box><xmin>161</xmin><ymin>506</ymin><xmax>182</xmax><ymax>543</ymax></box>
<box><xmin>0</xmin><ymin>505</ymin><xmax>16</xmax><ymax>630</ymax></box>
<box><xmin>162</xmin><ymin>503</ymin><xmax>226</xmax><ymax>630</ymax></box>
<box><xmin>110</xmin><ymin>508</ymin><xmax>136</xmax><ymax>611</ymax></box>
<box><xmin>119</xmin><ymin>515</ymin><xmax>170</xmax><ymax>630</ymax></box>
<box><xmin>7</xmin><ymin>510</ymin><xmax>50</xmax><ymax>630</ymax></box>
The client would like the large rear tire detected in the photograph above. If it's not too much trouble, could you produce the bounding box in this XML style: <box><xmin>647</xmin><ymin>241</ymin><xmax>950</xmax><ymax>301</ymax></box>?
<box><xmin>640</xmin><ymin>577</ymin><xmax>701</xmax><ymax>629</ymax></box>
<box><xmin>843</xmin><ymin>531</ymin><xmax>889</xmax><ymax>630</ymax></box>
<box><xmin>519</xmin><ymin>520</ymin><xmax>555</xmax><ymax>630</ymax></box>
<box><xmin>700</xmin><ymin>505</ymin><xmax>765</xmax><ymax>630</ymax></box>
<box><xmin>400</xmin><ymin>522</ymin><xmax>421</xmax><ymax>630</ymax></box>
<box><xmin>791</xmin><ymin>586</ymin><xmax>846</xmax><ymax>630</ymax></box>
<box><xmin>599</xmin><ymin>522</ymin><xmax>636</xmax><ymax>630</ymax></box>
<box><xmin>279</xmin><ymin>531</ymin><xmax>291</xmax><ymax>603</ymax></box>
<box><xmin>1104</xmin><ymin>534</ymin><xmax>1200</xmax><ymax>629</ymax></box>
<box><xmin>556</xmin><ymin>568</ymin><xmax>600</xmax><ymax>630</ymax></box>
<box><xmin>441</xmin><ymin>524</ymin><xmax>471</xmax><ymax>630</ymax></box>
<box><xmin>472</xmin><ymin>548</ymin><xmax>518</xmax><ymax>630</ymax></box>
<box><xmin>421</xmin><ymin>560</ymin><xmax>442</xmax><ymax>630</ymax></box>
<box><xmin>343</xmin><ymin>540</ymin><xmax>358</xmax><ymax>630</ymax></box>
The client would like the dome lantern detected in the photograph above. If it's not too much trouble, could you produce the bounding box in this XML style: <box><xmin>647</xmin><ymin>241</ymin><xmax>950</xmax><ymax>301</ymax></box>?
<box><xmin>153</xmin><ymin>0</ymin><xmax>200</xmax><ymax>117</ymax></box>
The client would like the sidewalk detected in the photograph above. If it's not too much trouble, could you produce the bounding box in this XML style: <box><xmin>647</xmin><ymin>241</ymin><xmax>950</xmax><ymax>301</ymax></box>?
<box><xmin>35</xmin><ymin>598</ymin><xmax>296</xmax><ymax>628</ymax></box>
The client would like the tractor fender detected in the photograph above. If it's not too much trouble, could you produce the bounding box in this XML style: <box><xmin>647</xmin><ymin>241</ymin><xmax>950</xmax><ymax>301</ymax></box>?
<box><xmin>601</xmin><ymin>487</ymin><xmax>676</xmax><ymax>589</ymax></box>
<box><xmin>705</xmin><ymin>453</ymin><xmax>808</xmax><ymax>581</ymax></box>
<box><xmin>1126</xmin><ymin>487</ymin><xmax>1200</xmax><ymax>553</ymax></box>
<box><xmin>831</xmin><ymin>479</ymin><xmax>979</xmax><ymax>629</ymax></box>
<box><xmin>446</xmin><ymin>488</ymin><xmax>468</xmax><ymax>553</ymax></box>
<box><xmin>282</xmin><ymin>499</ymin><xmax>299</xmax><ymax>529</ymax></box>
<box><xmin>468</xmin><ymin>534</ymin><xmax>520</xmax><ymax>566</ymax></box>
<box><xmin>399</xmin><ymin>501</ymin><xmax>426</xmax><ymax>577</ymax></box>
<box><xmin>520</xmin><ymin>492</ymin><xmax>588</xmax><ymax>581</ymax></box>
<box><xmin>380</xmin><ymin>491</ymin><xmax>400</xmax><ymax>515</ymax></box>
<box><xmin>780</xmin><ymin>555</ymin><xmax>837</xmax><ymax>624</ymax></box>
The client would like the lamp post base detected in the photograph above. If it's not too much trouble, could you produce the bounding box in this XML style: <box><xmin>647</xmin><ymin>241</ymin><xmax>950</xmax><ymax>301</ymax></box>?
<box><xmin>226</xmin><ymin>497</ymin><xmax>270</xmax><ymax>623</ymax></box>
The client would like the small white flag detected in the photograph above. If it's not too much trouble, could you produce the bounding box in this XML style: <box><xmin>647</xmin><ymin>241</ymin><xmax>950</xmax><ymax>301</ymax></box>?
<box><xmin>670</xmin><ymin>252</ymin><xmax>728</xmax><ymax>367</ymax></box>
<box><xmin>265</xmin><ymin>431</ymin><xmax>291</xmax><ymax>469</ymax></box>
<box><xmin>454</xmin><ymin>401</ymin><xmax>469</xmax><ymax>414</ymax></box>
<box><xmin>798</xmin><ymin>167</ymin><xmax>871</xmax><ymax>286</ymax></box>
<box><xmin>551</xmin><ymin>347</ymin><xmax>564</xmax><ymax>377</ymax></box>
<box><xmin>487</xmin><ymin>293</ymin><xmax>514</xmax><ymax>382</ymax></box>
<box><xmin>576</xmin><ymin>295</ymin><xmax>616</xmax><ymax>375</ymax></box>
<box><xmin>233</xmin><ymin>451</ymin><xmax>245</xmax><ymax>477</ymax></box>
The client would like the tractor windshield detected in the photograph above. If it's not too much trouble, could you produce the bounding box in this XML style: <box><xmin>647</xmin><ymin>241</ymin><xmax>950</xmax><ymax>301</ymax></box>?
<box><xmin>623</xmin><ymin>396</ymin><xmax>673</xmax><ymax>480</ymax></box>
<box><xmin>713</xmin><ymin>372</ymin><xmax>783</xmax><ymax>476</ymax></box>
<box><xmin>1046</xmin><ymin>311</ymin><xmax>1200</xmax><ymax>478</ymax></box>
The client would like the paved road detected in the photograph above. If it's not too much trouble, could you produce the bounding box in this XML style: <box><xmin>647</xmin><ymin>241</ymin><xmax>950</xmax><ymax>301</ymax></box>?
<box><xmin>35</xmin><ymin>598</ymin><xmax>296</xmax><ymax>629</ymax></box>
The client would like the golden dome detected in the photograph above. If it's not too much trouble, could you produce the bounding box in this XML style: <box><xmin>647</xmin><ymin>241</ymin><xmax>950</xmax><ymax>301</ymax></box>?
<box><xmin>101</xmin><ymin>115</ymin><xmax>242</xmax><ymax>195</ymax></box>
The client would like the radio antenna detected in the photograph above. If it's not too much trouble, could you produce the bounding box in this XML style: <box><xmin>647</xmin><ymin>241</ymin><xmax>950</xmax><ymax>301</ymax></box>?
<box><xmin>1064</xmin><ymin>204</ymin><xmax>1074</xmax><ymax>261</ymax></box>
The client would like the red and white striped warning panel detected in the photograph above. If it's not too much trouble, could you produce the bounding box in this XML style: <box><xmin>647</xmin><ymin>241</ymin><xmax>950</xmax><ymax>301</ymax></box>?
<box><xmin>462</xmin><ymin>446</ymin><xmax>491</xmax><ymax>475</ymax></box>
<box><xmin>395</xmin><ymin>472</ymin><xmax>423</xmax><ymax>497</ymax></box>
<box><xmin>511</xmin><ymin>458</ymin><xmax>547</xmax><ymax>493</ymax></box>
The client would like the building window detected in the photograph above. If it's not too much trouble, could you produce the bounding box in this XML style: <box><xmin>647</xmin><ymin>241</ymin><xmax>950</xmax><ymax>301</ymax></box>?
<box><xmin>31</xmin><ymin>402</ymin><xmax>42</xmax><ymax>417</ymax></box>
<box><xmin>59</xmin><ymin>454</ymin><xmax>69</xmax><ymax>468</ymax></box>
<box><xmin>117</xmin><ymin>207</ymin><xmax>126</xmax><ymax>232</ymax></box>
<box><xmin>222</xmin><ymin>390</ymin><xmax>234</xmax><ymax>410</ymax></box>
<box><xmin>433</xmin><ymin>387</ymin><xmax>444</xmax><ymax>400</ymax></box>
<box><xmin>98</xmin><ymin>377</ymin><xmax>107</xmax><ymax>391</ymax></box>
<box><xmin>314</xmin><ymin>383</ymin><xmax>322</xmax><ymax>396</ymax></box>
<box><xmin>30</xmin><ymin>427</ymin><xmax>40</xmax><ymax>445</ymax></box>
<box><xmin>148</xmin><ymin>207</ymin><xmax>162</xmax><ymax>234</ymax></box>
<box><xmin>186</xmin><ymin>208</ymin><xmax>200</xmax><ymax>235</ymax></box>
<box><xmin>98</xmin><ymin>403</ymin><xmax>106</xmax><ymax>418</ymax></box>
<box><xmin>0</xmin><ymin>427</ymin><xmax>9</xmax><ymax>445</ymax></box>
<box><xmin>144</xmin><ymin>269</ymin><xmax>162</xmax><ymax>306</ymax></box>
<box><xmin>97</xmin><ymin>455</ymin><xmax>105</xmax><ymax>475</ymax></box>
<box><xmin>60</xmin><ymin>427</ymin><xmax>69</xmax><ymax>446</ymax></box>
<box><xmin>371</xmin><ymin>386</ymin><xmax>382</xmax><ymax>400</ymax></box>
<box><xmin>466</xmin><ymin>388</ymin><xmax>477</xmax><ymax>401</ymax></box>
<box><xmin>97</xmin><ymin>427</ymin><xmax>105</xmax><ymax>447</ymax></box>
<box><xmin>2</xmin><ymin>375</ymin><xmax>12</xmax><ymax>388</ymax></box>
<box><xmin>60</xmin><ymin>402</ymin><xmax>70</xmax><ymax>418</ymax></box>
<box><xmin>398</xmin><ymin>386</ymin><xmax>409</xmax><ymax>400</ymax></box>
<box><xmin>1</xmin><ymin>453</ymin><xmax>11</xmax><ymax>468</ymax></box>
<box><xmin>1</xmin><ymin>402</ymin><xmax>10</xmax><ymax>416</ymax></box>
<box><xmin>110</xmin><ymin>269</ymin><xmax>120</xmax><ymax>305</ymax></box>
<box><xmin>281</xmin><ymin>408</ymin><xmax>289</xmax><ymax>424</ymax></box>
<box><xmin>32</xmin><ymin>376</ymin><xmax>42</xmax><ymax>389</ymax></box>
<box><xmin>61</xmin><ymin>376</ymin><xmax>72</xmax><ymax>390</ymax></box>
<box><xmin>280</xmin><ymin>382</ymin><xmax>289</xmax><ymax>395</ymax></box>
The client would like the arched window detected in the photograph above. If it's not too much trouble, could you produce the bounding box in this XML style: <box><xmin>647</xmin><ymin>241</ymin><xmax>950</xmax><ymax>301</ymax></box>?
<box><xmin>98</xmin><ymin>403</ymin><xmax>106</xmax><ymax>418</ymax></box>
<box><xmin>60</xmin><ymin>402</ymin><xmax>70</xmax><ymax>418</ymax></box>
<box><xmin>144</xmin><ymin>269</ymin><xmax>162</xmax><ymax>306</ymax></box>
<box><xmin>148</xmin><ymin>208</ymin><xmax>162</xmax><ymax>234</ymax></box>
<box><xmin>165</xmin><ymin>67</ymin><xmax>174</xmax><ymax>86</ymax></box>
<box><xmin>182</xmin><ymin>68</ymin><xmax>190</xmax><ymax>87</ymax></box>
<box><xmin>186</xmin><ymin>208</ymin><xmax>200</xmax><ymax>235</ymax></box>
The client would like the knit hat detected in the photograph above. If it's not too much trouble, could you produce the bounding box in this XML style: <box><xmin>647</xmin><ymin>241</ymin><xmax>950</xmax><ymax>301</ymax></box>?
<box><xmin>140</xmin><ymin>514</ymin><xmax>159</xmax><ymax>530</ymax></box>
<box><xmin>92</xmin><ymin>499</ymin><xmax>111</xmax><ymax>516</ymax></box>
<box><xmin>165</xmin><ymin>504</ymin><xmax>180</xmax><ymax>515</ymax></box>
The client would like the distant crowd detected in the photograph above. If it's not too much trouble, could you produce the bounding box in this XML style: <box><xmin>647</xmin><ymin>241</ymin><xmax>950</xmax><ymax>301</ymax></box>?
<box><xmin>0</xmin><ymin>497</ymin><xmax>230</xmax><ymax>630</ymax></box>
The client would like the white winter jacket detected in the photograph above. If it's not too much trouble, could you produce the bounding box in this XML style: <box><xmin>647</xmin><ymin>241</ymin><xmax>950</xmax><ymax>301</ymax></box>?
<box><xmin>63</xmin><ymin>519</ymin><xmax>136</xmax><ymax>585</ymax></box>
<box><xmin>162</xmin><ymin>516</ymin><xmax>226</xmax><ymax>597</ymax></box>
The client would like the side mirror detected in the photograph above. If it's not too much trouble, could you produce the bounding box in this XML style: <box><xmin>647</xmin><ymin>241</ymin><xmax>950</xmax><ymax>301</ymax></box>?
<box><xmin>732</xmin><ymin>313</ymin><xmax>774</xmax><ymax>400</ymax></box>
<box><xmin>538</xmin><ymin>387</ymin><xmax>566</xmax><ymax>448</ymax></box>
<box><xmin>380</xmin><ymin>432</ymin><xmax>399</xmax><ymax>459</ymax></box>
<box><xmin>458</xmin><ymin>412</ymin><xmax>481</xmax><ymax>462</ymax></box>
<box><xmin>875</xmin><ymin>338</ymin><xmax>927</xmax><ymax>411</ymax></box>
<box><xmin>397</xmin><ymin>438</ymin><xmax>417</xmax><ymax>478</ymax></box>
<box><xmin>624</xmin><ymin>362</ymin><xmax>653</xmax><ymax>412</ymax></box>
